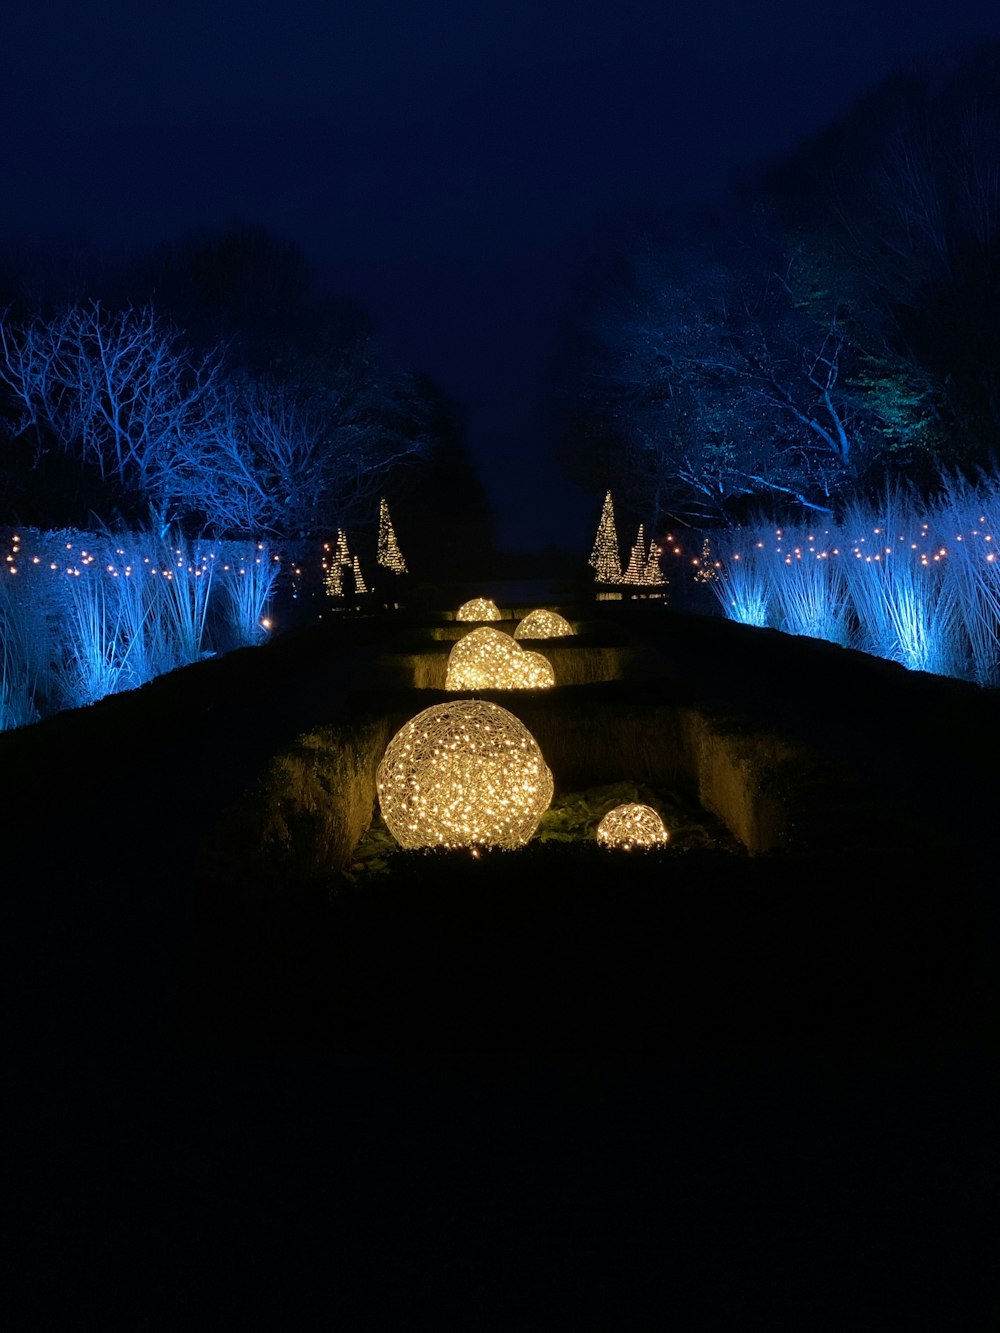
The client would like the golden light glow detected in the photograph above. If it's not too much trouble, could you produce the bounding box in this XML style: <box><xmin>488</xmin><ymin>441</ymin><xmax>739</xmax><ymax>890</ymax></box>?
<box><xmin>596</xmin><ymin>803</ymin><xmax>669</xmax><ymax>850</ymax></box>
<box><xmin>513</xmin><ymin>609</ymin><xmax>575</xmax><ymax>640</ymax></box>
<box><xmin>445</xmin><ymin>627</ymin><xmax>555</xmax><ymax>690</ymax></box>
<box><xmin>456</xmin><ymin>597</ymin><xmax>502</xmax><ymax>622</ymax></box>
<box><xmin>377</xmin><ymin>497</ymin><xmax>408</xmax><ymax>574</ymax></box>
<box><xmin>376</xmin><ymin>699</ymin><xmax>554</xmax><ymax>850</ymax></box>
<box><xmin>589</xmin><ymin>489</ymin><xmax>622</xmax><ymax>584</ymax></box>
<box><xmin>621</xmin><ymin>523</ymin><xmax>666</xmax><ymax>586</ymax></box>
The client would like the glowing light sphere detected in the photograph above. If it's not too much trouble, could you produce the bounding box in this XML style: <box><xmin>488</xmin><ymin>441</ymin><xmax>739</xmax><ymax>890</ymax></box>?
<box><xmin>445</xmin><ymin>627</ymin><xmax>555</xmax><ymax>690</ymax></box>
<box><xmin>596</xmin><ymin>803</ymin><xmax>669</xmax><ymax>850</ymax></box>
<box><xmin>456</xmin><ymin>597</ymin><xmax>502</xmax><ymax>622</ymax></box>
<box><xmin>376</xmin><ymin>699</ymin><xmax>554</xmax><ymax>850</ymax></box>
<box><xmin>513</xmin><ymin>609</ymin><xmax>575</xmax><ymax>640</ymax></box>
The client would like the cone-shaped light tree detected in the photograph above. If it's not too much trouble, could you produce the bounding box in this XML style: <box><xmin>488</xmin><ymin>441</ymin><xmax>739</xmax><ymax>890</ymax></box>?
<box><xmin>589</xmin><ymin>490</ymin><xmax>621</xmax><ymax>584</ymax></box>
<box><xmin>642</xmin><ymin>539</ymin><xmax>665</xmax><ymax>586</ymax></box>
<box><xmin>377</xmin><ymin>497</ymin><xmax>408</xmax><ymax>574</ymax></box>
<box><xmin>352</xmin><ymin>555</ymin><xmax>368</xmax><ymax>595</ymax></box>
<box><xmin>621</xmin><ymin>523</ymin><xmax>647</xmax><ymax>585</ymax></box>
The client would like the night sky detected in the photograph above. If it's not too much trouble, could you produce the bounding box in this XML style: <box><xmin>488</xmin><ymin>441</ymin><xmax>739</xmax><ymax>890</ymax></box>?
<box><xmin>6</xmin><ymin>0</ymin><xmax>1000</xmax><ymax>550</ymax></box>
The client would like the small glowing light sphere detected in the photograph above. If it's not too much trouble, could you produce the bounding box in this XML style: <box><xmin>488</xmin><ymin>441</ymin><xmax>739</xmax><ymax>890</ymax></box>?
<box><xmin>596</xmin><ymin>803</ymin><xmax>669</xmax><ymax>850</ymax></box>
<box><xmin>514</xmin><ymin>609</ymin><xmax>575</xmax><ymax>640</ymax></box>
<box><xmin>456</xmin><ymin>597</ymin><xmax>502</xmax><ymax>622</ymax></box>
<box><xmin>376</xmin><ymin>699</ymin><xmax>554</xmax><ymax>850</ymax></box>
<box><xmin>445</xmin><ymin>627</ymin><xmax>555</xmax><ymax>690</ymax></box>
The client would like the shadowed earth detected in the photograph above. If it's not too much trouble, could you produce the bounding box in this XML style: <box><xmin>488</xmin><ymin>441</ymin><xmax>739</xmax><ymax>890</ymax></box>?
<box><xmin>6</xmin><ymin>603</ymin><xmax>998</xmax><ymax>1328</ymax></box>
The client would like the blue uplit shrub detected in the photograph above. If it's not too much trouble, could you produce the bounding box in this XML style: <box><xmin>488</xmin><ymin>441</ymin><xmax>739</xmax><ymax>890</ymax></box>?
<box><xmin>216</xmin><ymin>542</ymin><xmax>280</xmax><ymax>648</ymax></box>
<box><xmin>763</xmin><ymin>526</ymin><xmax>850</xmax><ymax>646</ymax></box>
<box><xmin>708</xmin><ymin>536</ymin><xmax>770</xmax><ymax>627</ymax></box>
<box><xmin>0</xmin><ymin>525</ymin><xmax>286</xmax><ymax>730</ymax></box>
<box><xmin>839</xmin><ymin>491</ymin><xmax>961</xmax><ymax>676</ymax></box>
<box><xmin>155</xmin><ymin>534</ymin><xmax>217</xmax><ymax>666</ymax></box>
<box><xmin>707</xmin><ymin>474</ymin><xmax>999</xmax><ymax>684</ymax></box>
<box><xmin>58</xmin><ymin>572</ymin><xmax>131</xmax><ymax>708</ymax></box>
<box><xmin>935</xmin><ymin>472</ymin><xmax>1000</xmax><ymax>686</ymax></box>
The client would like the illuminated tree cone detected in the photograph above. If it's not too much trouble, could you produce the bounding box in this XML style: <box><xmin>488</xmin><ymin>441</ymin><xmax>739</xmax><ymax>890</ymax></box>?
<box><xmin>513</xmin><ymin>609</ymin><xmax>575</xmax><ymax>639</ymax></box>
<box><xmin>445</xmin><ymin>627</ymin><xmax>555</xmax><ymax>690</ymax></box>
<box><xmin>596</xmin><ymin>803</ymin><xmax>669</xmax><ymax>850</ymax></box>
<box><xmin>456</xmin><ymin>597</ymin><xmax>502</xmax><ymax>622</ymax></box>
<box><xmin>621</xmin><ymin>524</ymin><xmax>648</xmax><ymax>585</ymax></box>
<box><xmin>376</xmin><ymin>699</ymin><xmax>554</xmax><ymax>850</ymax></box>
<box><xmin>377</xmin><ymin>497</ymin><xmax>408</xmax><ymax>574</ymax></box>
<box><xmin>589</xmin><ymin>490</ymin><xmax>622</xmax><ymax>584</ymax></box>
<box><xmin>352</xmin><ymin>555</ymin><xmax>368</xmax><ymax>594</ymax></box>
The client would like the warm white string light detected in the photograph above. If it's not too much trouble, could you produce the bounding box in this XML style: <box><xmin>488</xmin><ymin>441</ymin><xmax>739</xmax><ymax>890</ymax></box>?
<box><xmin>456</xmin><ymin>597</ymin><xmax>502</xmax><ymax>622</ymax></box>
<box><xmin>589</xmin><ymin>490</ymin><xmax>622</xmax><ymax>584</ymax></box>
<box><xmin>445</xmin><ymin>627</ymin><xmax>555</xmax><ymax>690</ymax></box>
<box><xmin>377</xmin><ymin>497</ymin><xmax>408</xmax><ymax>574</ymax></box>
<box><xmin>376</xmin><ymin>699</ymin><xmax>554</xmax><ymax>850</ymax></box>
<box><xmin>513</xmin><ymin>609</ymin><xmax>575</xmax><ymax>640</ymax></box>
<box><xmin>596</xmin><ymin>803</ymin><xmax>669</xmax><ymax>850</ymax></box>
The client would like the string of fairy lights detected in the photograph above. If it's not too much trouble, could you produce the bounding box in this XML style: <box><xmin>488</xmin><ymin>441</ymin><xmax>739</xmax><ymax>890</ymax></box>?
<box><xmin>2</xmin><ymin>530</ymin><xmax>279</xmax><ymax>582</ymax></box>
<box><xmin>693</xmin><ymin>506</ymin><xmax>997</xmax><ymax>679</ymax></box>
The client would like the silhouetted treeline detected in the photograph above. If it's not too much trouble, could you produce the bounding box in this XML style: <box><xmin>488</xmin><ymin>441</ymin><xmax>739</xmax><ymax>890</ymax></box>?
<box><xmin>0</xmin><ymin>224</ymin><xmax>496</xmax><ymax>573</ymax></box>
<box><xmin>550</xmin><ymin>37</ymin><xmax>1000</xmax><ymax>528</ymax></box>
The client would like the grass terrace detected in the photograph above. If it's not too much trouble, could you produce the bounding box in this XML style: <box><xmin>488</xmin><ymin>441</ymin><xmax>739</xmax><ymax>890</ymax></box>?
<box><xmin>5</xmin><ymin>592</ymin><xmax>993</xmax><ymax>1064</ymax></box>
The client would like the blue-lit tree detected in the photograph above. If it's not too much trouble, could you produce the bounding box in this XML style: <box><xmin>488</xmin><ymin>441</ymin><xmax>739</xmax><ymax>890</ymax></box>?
<box><xmin>0</xmin><ymin>302</ymin><xmax>433</xmax><ymax>543</ymax></box>
<box><xmin>575</xmin><ymin>210</ymin><xmax>947</xmax><ymax>528</ymax></box>
<box><xmin>0</xmin><ymin>302</ymin><xmax>223</xmax><ymax>535</ymax></box>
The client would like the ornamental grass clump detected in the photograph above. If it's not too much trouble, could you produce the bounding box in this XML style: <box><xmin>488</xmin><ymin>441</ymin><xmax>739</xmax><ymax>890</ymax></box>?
<box><xmin>58</xmin><ymin>571</ymin><xmax>134</xmax><ymax>708</ymax></box>
<box><xmin>839</xmin><ymin>489</ymin><xmax>960</xmax><ymax>676</ymax></box>
<box><xmin>155</xmin><ymin>534</ymin><xmax>217</xmax><ymax>665</ymax></box>
<box><xmin>216</xmin><ymin>541</ymin><xmax>281</xmax><ymax>648</ymax></box>
<box><xmin>761</xmin><ymin>526</ymin><xmax>850</xmax><ymax>646</ymax></box>
<box><xmin>934</xmin><ymin>471</ymin><xmax>1000</xmax><ymax>686</ymax></box>
<box><xmin>709</xmin><ymin>532</ymin><xmax>770</xmax><ymax>628</ymax></box>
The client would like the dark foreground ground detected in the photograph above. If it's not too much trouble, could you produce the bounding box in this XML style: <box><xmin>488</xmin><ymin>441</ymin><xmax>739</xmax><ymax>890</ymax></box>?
<box><xmin>5</xmin><ymin>601</ymin><xmax>998</xmax><ymax>1329</ymax></box>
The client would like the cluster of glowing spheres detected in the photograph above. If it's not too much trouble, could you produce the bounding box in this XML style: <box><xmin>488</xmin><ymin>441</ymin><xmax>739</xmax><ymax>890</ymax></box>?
<box><xmin>376</xmin><ymin>699</ymin><xmax>554</xmax><ymax>850</ymax></box>
<box><xmin>513</xmin><ymin>609</ymin><xmax>575</xmax><ymax>640</ymax></box>
<box><xmin>456</xmin><ymin>597</ymin><xmax>502</xmax><ymax>622</ymax></box>
<box><xmin>445</xmin><ymin>627</ymin><xmax>555</xmax><ymax>691</ymax></box>
<box><xmin>596</xmin><ymin>803</ymin><xmax>669</xmax><ymax>850</ymax></box>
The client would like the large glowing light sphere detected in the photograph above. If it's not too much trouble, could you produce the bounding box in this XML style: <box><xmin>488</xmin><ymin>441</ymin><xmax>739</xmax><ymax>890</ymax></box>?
<box><xmin>376</xmin><ymin>699</ymin><xmax>554</xmax><ymax>850</ymax></box>
<box><xmin>456</xmin><ymin>597</ymin><xmax>502</xmax><ymax>622</ymax></box>
<box><xmin>514</xmin><ymin>609</ymin><xmax>575</xmax><ymax>640</ymax></box>
<box><xmin>596</xmin><ymin>803</ymin><xmax>669</xmax><ymax>850</ymax></box>
<box><xmin>445</xmin><ymin>627</ymin><xmax>555</xmax><ymax>690</ymax></box>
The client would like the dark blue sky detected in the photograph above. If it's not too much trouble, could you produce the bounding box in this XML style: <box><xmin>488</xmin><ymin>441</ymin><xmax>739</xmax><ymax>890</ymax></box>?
<box><xmin>6</xmin><ymin>0</ymin><xmax>1000</xmax><ymax>549</ymax></box>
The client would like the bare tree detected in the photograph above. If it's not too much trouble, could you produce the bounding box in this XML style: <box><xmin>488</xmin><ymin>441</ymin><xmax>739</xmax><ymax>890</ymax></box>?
<box><xmin>0</xmin><ymin>302</ymin><xmax>222</xmax><ymax>532</ymax></box>
<box><xmin>166</xmin><ymin>369</ymin><xmax>432</xmax><ymax>539</ymax></box>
